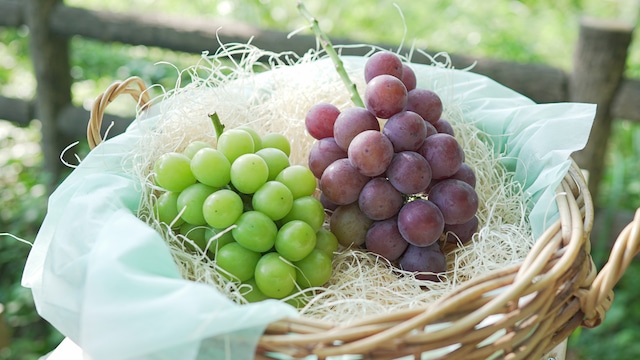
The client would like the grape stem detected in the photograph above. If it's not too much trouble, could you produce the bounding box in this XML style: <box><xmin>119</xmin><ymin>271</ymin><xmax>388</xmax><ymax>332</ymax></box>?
<box><xmin>297</xmin><ymin>2</ymin><xmax>365</xmax><ymax>108</ymax></box>
<box><xmin>209</xmin><ymin>112</ymin><xmax>225</xmax><ymax>140</ymax></box>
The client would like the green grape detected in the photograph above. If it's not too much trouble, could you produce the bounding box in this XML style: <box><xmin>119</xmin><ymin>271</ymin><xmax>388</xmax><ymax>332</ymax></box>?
<box><xmin>280</xmin><ymin>196</ymin><xmax>325</xmax><ymax>231</ymax></box>
<box><xmin>177</xmin><ymin>183</ymin><xmax>217</xmax><ymax>225</ymax></box>
<box><xmin>275</xmin><ymin>220</ymin><xmax>316</xmax><ymax>262</ymax></box>
<box><xmin>261</xmin><ymin>132</ymin><xmax>291</xmax><ymax>156</ymax></box>
<box><xmin>232</xmin><ymin>211</ymin><xmax>278</xmax><ymax>252</ymax></box>
<box><xmin>190</xmin><ymin>147</ymin><xmax>231</xmax><ymax>187</ymax></box>
<box><xmin>294</xmin><ymin>249</ymin><xmax>333</xmax><ymax>288</ymax></box>
<box><xmin>275</xmin><ymin>165</ymin><xmax>317</xmax><ymax>199</ymax></box>
<box><xmin>252</xmin><ymin>181</ymin><xmax>294</xmax><ymax>221</ymax></box>
<box><xmin>203</xmin><ymin>189</ymin><xmax>244</xmax><ymax>229</ymax></box>
<box><xmin>217</xmin><ymin>128</ymin><xmax>255</xmax><ymax>163</ymax></box>
<box><xmin>230</xmin><ymin>153</ymin><xmax>269</xmax><ymax>194</ymax></box>
<box><xmin>154</xmin><ymin>191</ymin><xmax>184</xmax><ymax>227</ymax></box>
<box><xmin>255</xmin><ymin>147</ymin><xmax>290</xmax><ymax>181</ymax></box>
<box><xmin>183</xmin><ymin>140</ymin><xmax>212</xmax><ymax>159</ymax></box>
<box><xmin>241</xmin><ymin>278</ymin><xmax>269</xmax><ymax>303</ymax></box>
<box><xmin>153</xmin><ymin>152</ymin><xmax>196</xmax><ymax>192</ymax></box>
<box><xmin>204</xmin><ymin>227</ymin><xmax>235</xmax><ymax>257</ymax></box>
<box><xmin>254</xmin><ymin>252</ymin><xmax>297</xmax><ymax>299</ymax></box>
<box><xmin>216</xmin><ymin>242</ymin><xmax>261</xmax><ymax>282</ymax></box>
<box><xmin>237</xmin><ymin>126</ymin><xmax>263</xmax><ymax>151</ymax></box>
<box><xmin>315</xmin><ymin>228</ymin><xmax>339</xmax><ymax>255</ymax></box>
<box><xmin>179</xmin><ymin>223</ymin><xmax>208</xmax><ymax>252</ymax></box>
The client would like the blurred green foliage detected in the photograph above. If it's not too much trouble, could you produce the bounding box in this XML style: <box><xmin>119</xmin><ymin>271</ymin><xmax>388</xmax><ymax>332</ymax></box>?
<box><xmin>1</xmin><ymin>0</ymin><xmax>639</xmax><ymax>358</ymax></box>
<box><xmin>0</xmin><ymin>121</ymin><xmax>63</xmax><ymax>359</ymax></box>
<box><xmin>598</xmin><ymin>120</ymin><xmax>640</xmax><ymax>211</ymax></box>
<box><xmin>570</xmin><ymin>259</ymin><xmax>640</xmax><ymax>360</ymax></box>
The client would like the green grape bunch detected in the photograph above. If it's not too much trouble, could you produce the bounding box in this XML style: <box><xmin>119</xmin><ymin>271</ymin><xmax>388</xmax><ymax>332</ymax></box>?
<box><xmin>151</xmin><ymin>115</ymin><xmax>339</xmax><ymax>303</ymax></box>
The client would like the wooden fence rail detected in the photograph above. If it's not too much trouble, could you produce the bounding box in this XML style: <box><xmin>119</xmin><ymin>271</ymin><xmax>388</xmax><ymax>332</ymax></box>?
<box><xmin>0</xmin><ymin>0</ymin><xmax>637</xmax><ymax>201</ymax></box>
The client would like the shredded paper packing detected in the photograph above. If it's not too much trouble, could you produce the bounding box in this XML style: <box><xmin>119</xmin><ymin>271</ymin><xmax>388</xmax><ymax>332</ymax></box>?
<box><xmin>22</xmin><ymin>53</ymin><xmax>595</xmax><ymax>360</ymax></box>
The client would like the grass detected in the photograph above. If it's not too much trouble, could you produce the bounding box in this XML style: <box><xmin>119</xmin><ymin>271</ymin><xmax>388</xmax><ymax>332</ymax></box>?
<box><xmin>1</xmin><ymin>0</ymin><xmax>639</xmax><ymax>358</ymax></box>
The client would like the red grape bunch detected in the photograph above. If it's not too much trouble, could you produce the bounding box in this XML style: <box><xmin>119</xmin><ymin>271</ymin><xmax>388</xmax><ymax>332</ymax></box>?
<box><xmin>305</xmin><ymin>52</ymin><xmax>479</xmax><ymax>281</ymax></box>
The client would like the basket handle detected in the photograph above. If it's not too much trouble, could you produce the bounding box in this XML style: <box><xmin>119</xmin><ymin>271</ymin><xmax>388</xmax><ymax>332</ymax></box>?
<box><xmin>580</xmin><ymin>208</ymin><xmax>640</xmax><ymax>327</ymax></box>
<box><xmin>87</xmin><ymin>76</ymin><xmax>151</xmax><ymax>150</ymax></box>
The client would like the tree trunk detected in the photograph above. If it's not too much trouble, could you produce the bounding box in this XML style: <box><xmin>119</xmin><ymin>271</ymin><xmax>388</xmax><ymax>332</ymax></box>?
<box><xmin>24</xmin><ymin>0</ymin><xmax>73</xmax><ymax>188</ymax></box>
<box><xmin>570</xmin><ymin>17</ymin><xmax>634</xmax><ymax>202</ymax></box>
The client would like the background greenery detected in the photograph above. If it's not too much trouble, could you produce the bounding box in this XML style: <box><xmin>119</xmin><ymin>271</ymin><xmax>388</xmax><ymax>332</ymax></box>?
<box><xmin>1</xmin><ymin>0</ymin><xmax>639</xmax><ymax>359</ymax></box>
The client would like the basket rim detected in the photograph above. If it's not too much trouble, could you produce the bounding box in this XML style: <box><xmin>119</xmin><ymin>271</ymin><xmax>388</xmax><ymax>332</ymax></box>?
<box><xmin>87</xmin><ymin>76</ymin><xmax>151</xmax><ymax>150</ymax></box>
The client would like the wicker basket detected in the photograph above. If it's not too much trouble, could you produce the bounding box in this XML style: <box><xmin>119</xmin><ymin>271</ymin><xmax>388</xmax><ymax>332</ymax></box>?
<box><xmin>88</xmin><ymin>76</ymin><xmax>640</xmax><ymax>360</ymax></box>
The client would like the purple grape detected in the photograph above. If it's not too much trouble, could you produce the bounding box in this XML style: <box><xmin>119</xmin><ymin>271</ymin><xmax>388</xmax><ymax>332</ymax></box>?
<box><xmin>308</xmin><ymin>137</ymin><xmax>347</xmax><ymax>179</ymax></box>
<box><xmin>425</xmin><ymin>121</ymin><xmax>438</xmax><ymax>138</ymax></box>
<box><xmin>333</xmin><ymin>107</ymin><xmax>380</xmax><ymax>151</ymax></box>
<box><xmin>404</xmin><ymin>88</ymin><xmax>443</xmax><ymax>124</ymax></box>
<box><xmin>330</xmin><ymin>202</ymin><xmax>373</xmax><ymax>248</ymax></box>
<box><xmin>428</xmin><ymin>179</ymin><xmax>479</xmax><ymax>225</ymax></box>
<box><xmin>418</xmin><ymin>133</ymin><xmax>464</xmax><ymax>180</ymax></box>
<box><xmin>358</xmin><ymin>177</ymin><xmax>404</xmax><ymax>220</ymax></box>
<box><xmin>320</xmin><ymin>158</ymin><xmax>370</xmax><ymax>205</ymax></box>
<box><xmin>364</xmin><ymin>74</ymin><xmax>408</xmax><ymax>119</ymax></box>
<box><xmin>365</xmin><ymin>218</ymin><xmax>409</xmax><ymax>261</ymax></box>
<box><xmin>397</xmin><ymin>199</ymin><xmax>444</xmax><ymax>247</ymax></box>
<box><xmin>320</xmin><ymin>192</ymin><xmax>339</xmax><ymax>212</ymax></box>
<box><xmin>450</xmin><ymin>163</ymin><xmax>476</xmax><ymax>188</ymax></box>
<box><xmin>305</xmin><ymin>102</ymin><xmax>341</xmax><ymax>140</ymax></box>
<box><xmin>399</xmin><ymin>243</ymin><xmax>447</xmax><ymax>281</ymax></box>
<box><xmin>348</xmin><ymin>130</ymin><xmax>394</xmax><ymax>177</ymax></box>
<box><xmin>401</xmin><ymin>63</ymin><xmax>417</xmax><ymax>91</ymax></box>
<box><xmin>382</xmin><ymin>110</ymin><xmax>428</xmax><ymax>152</ymax></box>
<box><xmin>364</xmin><ymin>51</ymin><xmax>404</xmax><ymax>83</ymax></box>
<box><xmin>443</xmin><ymin>215</ymin><xmax>478</xmax><ymax>245</ymax></box>
<box><xmin>433</xmin><ymin>118</ymin><xmax>454</xmax><ymax>136</ymax></box>
<box><xmin>386</xmin><ymin>151</ymin><xmax>432</xmax><ymax>195</ymax></box>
